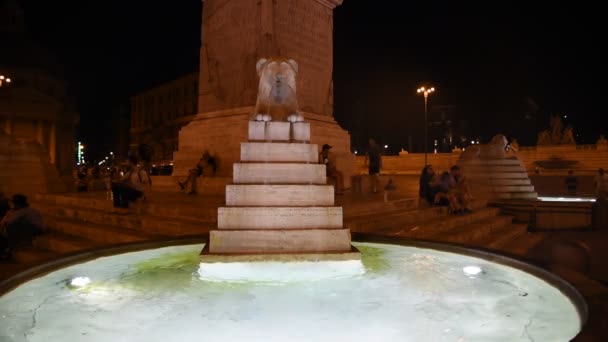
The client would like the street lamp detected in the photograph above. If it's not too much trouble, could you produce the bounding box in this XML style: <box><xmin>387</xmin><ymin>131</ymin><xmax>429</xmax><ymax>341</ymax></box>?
<box><xmin>417</xmin><ymin>86</ymin><xmax>435</xmax><ymax>166</ymax></box>
<box><xmin>0</xmin><ymin>74</ymin><xmax>12</xmax><ymax>88</ymax></box>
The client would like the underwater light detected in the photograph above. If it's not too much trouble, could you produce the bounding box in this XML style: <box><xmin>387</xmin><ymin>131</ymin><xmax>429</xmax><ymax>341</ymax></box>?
<box><xmin>463</xmin><ymin>266</ymin><xmax>482</xmax><ymax>276</ymax></box>
<box><xmin>70</xmin><ymin>276</ymin><xmax>91</xmax><ymax>287</ymax></box>
<box><xmin>538</xmin><ymin>196</ymin><xmax>596</xmax><ymax>202</ymax></box>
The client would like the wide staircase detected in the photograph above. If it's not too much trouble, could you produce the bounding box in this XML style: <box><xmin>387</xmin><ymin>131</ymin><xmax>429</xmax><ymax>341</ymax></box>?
<box><xmin>347</xmin><ymin>199</ymin><xmax>547</xmax><ymax>258</ymax></box>
<box><xmin>0</xmin><ymin>192</ymin><xmax>219</xmax><ymax>281</ymax></box>
<box><xmin>1</xmin><ymin>192</ymin><xmax>548</xmax><ymax>282</ymax></box>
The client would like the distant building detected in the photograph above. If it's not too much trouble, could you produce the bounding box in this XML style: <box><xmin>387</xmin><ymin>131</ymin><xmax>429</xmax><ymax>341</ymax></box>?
<box><xmin>429</xmin><ymin>105</ymin><xmax>468</xmax><ymax>152</ymax></box>
<box><xmin>0</xmin><ymin>0</ymin><xmax>78</xmax><ymax>176</ymax></box>
<box><xmin>129</xmin><ymin>72</ymin><xmax>199</xmax><ymax>163</ymax></box>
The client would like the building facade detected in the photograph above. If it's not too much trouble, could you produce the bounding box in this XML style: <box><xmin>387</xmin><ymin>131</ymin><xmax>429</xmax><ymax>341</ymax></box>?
<box><xmin>129</xmin><ymin>72</ymin><xmax>199</xmax><ymax>163</ymax></box>
<box><xmin>0</xmin><ymin>0</ymin><xmax>78</xmax><ymax>177</ymax></box>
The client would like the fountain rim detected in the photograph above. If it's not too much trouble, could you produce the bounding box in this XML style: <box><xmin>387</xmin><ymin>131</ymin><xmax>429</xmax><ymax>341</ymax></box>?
<box><xmin>0</xmin><ymin>234</ymin><xmax>589</xmax><ymax>335</ymax></box>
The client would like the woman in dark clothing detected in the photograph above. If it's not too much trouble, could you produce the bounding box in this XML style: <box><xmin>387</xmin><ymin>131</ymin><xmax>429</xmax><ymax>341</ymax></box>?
<box><xmin>419</xmin><ymin>165</ymin><xmax>435</xmax><ymax>204</ymax></box>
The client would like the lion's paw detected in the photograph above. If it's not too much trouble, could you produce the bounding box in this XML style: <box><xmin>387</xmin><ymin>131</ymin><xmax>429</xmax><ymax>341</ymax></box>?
<box><xmin>254</xmin><ymin>114</ymin><xmax>272</xmax><ymax>122</ymax></box>
<box><xmin>287</xmin><ymin>113</ymin><xmax>304</xmax><ymax>123</ymax></box>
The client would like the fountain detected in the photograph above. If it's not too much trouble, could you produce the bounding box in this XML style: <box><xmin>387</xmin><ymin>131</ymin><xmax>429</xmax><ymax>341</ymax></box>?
<box><xmin>0</xmin><ymin>57</ymin><xmax>588</xmax><ymax>341</ymax></box>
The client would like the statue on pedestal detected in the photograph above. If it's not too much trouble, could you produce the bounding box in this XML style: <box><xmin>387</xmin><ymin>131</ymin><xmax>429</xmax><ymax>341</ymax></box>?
<box><xmin>550</xmin><ymin>114</ymin><xmax>564</xmax><ymax>144</ymax></box>
<box><xmin>561</xmin><ymin>126</ymin><xmax>576</xmax><ymax>145</ymax></box>
<box><xmin>597</xmin><ymin>135</ymin><xmax>608</xmax><ymax>150</ymax></box>
<box><xmin>537</xmin><ymin>130</ymin><xmax>551</xmax><ymax>145</ymax></box>
<box><xmin>251</xmin><ymin>57</ymin><xmax>303</xmax><ymax>123</ymax></box>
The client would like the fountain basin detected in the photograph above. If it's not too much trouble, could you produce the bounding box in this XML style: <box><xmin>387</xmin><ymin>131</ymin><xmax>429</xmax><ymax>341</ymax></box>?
<box><xmin>0</xmin><ymin>239</ymin><xmax>585</xmax><ymax>341</ymax></box>
<box><xmin>495</xmin><ymin>197</ymin><xmax>596</xmax><ymax>230</ymax></box>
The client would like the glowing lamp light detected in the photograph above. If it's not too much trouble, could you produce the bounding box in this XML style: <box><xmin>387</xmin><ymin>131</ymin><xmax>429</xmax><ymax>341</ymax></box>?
<box><xmin>463</xmin><ymin>266</ymin><xmax>482</xmax><ymax>276</ymax></box>
<box><xmin>384</xmin><ymin>144</ymin><xmax>388</xmax><ymax>148</ymax></box>
<box><xmin>70</xmin><ymin>276</ymin><xmax>91</xmax><ymax>288</ymax></box>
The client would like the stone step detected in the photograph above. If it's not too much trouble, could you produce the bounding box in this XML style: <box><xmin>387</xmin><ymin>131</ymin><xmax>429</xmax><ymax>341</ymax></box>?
<box><xmin>458</xmin><ymin>158</ymin><xmax>522</xmax><ymax>166</ymax></box>
<box><xmin>489</xmin><ymin>230</ymin><xmax>548</xmax><ymax>257</ymax></box>
<box><xmin>482</xmin><ymin>224</ymin><xmax>529</xmax><ymax>250</ymax></box>
<box><xmin>461</xmin><ymin>165</ymin><xmax>525</xmax><ymax>173</ymax></box>
<box><xmin>347</xmin><ymin>200</ymin><xmax>488</xmax><ymax>232</ymax></box>
<box><xmin>494</xmin><ymin>192</ymin><xmax>538</xmax><ymax>200</ymax></box>
<box><xmin>34</xmin><ymin>193</ymin><xmax>112</xmax><ymax>210</ymax></box>
<box><xmin>150</xmin><ymin>176</ymin><xmax>230</xmax><ymax>196</ymax></box>
<box><xmin>46</xmin><ymin>216</ymin><xmax>163</xmax><ymax>244</ymax></box>
<box><xmin>240</xmin><ymin>142</ymin><xmax>318</xmax><ymax>163</ymax></box>
<box><xmin>377</xmin><ymin>207</ymin><xmax>501</xmax><ymax>238</ymax></box>
<box><xmin>226</xmin><ymin>184</ymin><xmax>334</xmax><ymax>206</ymax></box>
<box><xmin>37</xmin><ymin>203</ymin><xmax>211</xmax><ymax>236</ymax></box>
<box><xmin>32</xmin><ymin>232</ymin><xmax>99</xmax><ymax>254</ymax></box>
<box><xmin>490</xmin><ymin>185</ymin><xmax>536</xmax><ymax>193</ymax></box>
<box><xmin>11</xmin><ymin>246</ymin><xmax>58</xmax><ymax>265</ymax></box>
<box><xmin>425</xmin><ymin>215</ymin><xmax>514</xmax><ymax>244</ymax></box>
<box><xmin>34</xmin><ymin>193</ymin><xmax>219</xmax><ymax>221</ymax></box>
<box><xmin>208</xmin><ymin>228</ymin><xmax>352</xmax><ymax>253</ymax></box>
<box><xmin>342</xmin><ymin>197</ymin><xmax>420</xmax><ymax>219</ymax></box>
<box><xmin>218</xmin><ymin>207</ymin><xmax>342</xmax><ymax>229</ymax></box>
<box><xmin>487</xmin><ymin>179</ymin><xmax>531</xmax><ymax>186</ymax></box>
<box><xmin>233</xmin><ymin>163</ymin><xmax>326</xmax><ymax>184</ymax></box>
<box><xmin>466</xmin><ymin>172</ymin><xmax>530</xmax><ymax>179</ymax></box>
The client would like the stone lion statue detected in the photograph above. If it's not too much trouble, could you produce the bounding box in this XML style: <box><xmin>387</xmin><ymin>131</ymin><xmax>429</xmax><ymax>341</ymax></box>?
<box><xmin>479</xmin><ymin>134</ymin><xmax>508</xmax><ymax>158</ymax></box>
<box><xmin>251</xmin><ymin>57</ymin><xmax>304</xmax><ymax>123</ymax></box>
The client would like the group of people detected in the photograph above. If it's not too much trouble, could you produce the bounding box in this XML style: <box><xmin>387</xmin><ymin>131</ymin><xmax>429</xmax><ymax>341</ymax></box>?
<box><xmin>1</xmin><ymin>193</ymin><xmax>46</xmax><ymax>260</ymax></box>
<box><xmin>419</xmin><ymin>164</ymin><xmax>472</xmax><ymax>214</ymax></box>
<box><xmin>109</xmin><ymin>156</ymin><xmax>151</xmax><ymax>214</ymax></box>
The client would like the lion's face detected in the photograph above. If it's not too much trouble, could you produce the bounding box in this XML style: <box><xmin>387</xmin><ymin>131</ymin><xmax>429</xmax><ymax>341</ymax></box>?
<box><xmin>257</xmin><ymin>58</ymin><xmax>298</xmax><ymax>104</ymax></box>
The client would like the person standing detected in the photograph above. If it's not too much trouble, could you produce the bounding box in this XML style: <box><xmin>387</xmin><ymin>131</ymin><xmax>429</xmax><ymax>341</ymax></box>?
<box><xmin>594</xmin><ymin>168</ymin><xmax>608</xmax><ymax>198</ymax></box>
<box><xmin>319</xmin><ymin>144</ymin><xmax>344</xmax><ymax>195</ymax></box>
<box><xmin>565</xmin><ymin>170</ymin><xmax>578</xmax><ymax>196</ymax></box>
<box><xmin>366</xmin><ymin>138</ymin><xmax>383</xmax><ymax>193</ymax></box>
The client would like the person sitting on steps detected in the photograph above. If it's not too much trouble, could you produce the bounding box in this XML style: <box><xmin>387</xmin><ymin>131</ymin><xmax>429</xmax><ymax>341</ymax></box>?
<box><xmin>179</xmin><ymin>151</ymin><xmax>217</xmax><ymax>195</ymax></box>
<box><xmin>110</xmin><ymin>156</ymin><xmax>151</xmax><ymax>214</ymax></box>
<box><xmin>449</xmin><ymin>165</ymin><xmax>472</xmax><ymax>213</ymax></box>
<box><xmin>431</xmin><ymin>171</ymin><xmax>463</xmax><ymax>214</ymax></box>
<box><xmin>0</xmin><ymin>194</ymin><xmax>47</xmax><ymax>260</ymax></box>
<box><xmin>319</xmin><ymin>144</ymin><xmax>344</xmax><ymax>195</ymax></box>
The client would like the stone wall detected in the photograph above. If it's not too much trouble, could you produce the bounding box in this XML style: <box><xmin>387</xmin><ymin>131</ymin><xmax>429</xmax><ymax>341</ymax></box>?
<box><xmin>0</xmin><ymin>131</ymin><xmax>68</xmax><ymax>197</ymax></box>
<box><xmin>355</xmin><ymin>145</ymin><xmax>608</xmax><ymax>176</ymax></box>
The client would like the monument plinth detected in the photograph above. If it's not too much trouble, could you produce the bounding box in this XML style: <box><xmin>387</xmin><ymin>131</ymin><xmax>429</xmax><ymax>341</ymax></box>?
<box><xmin>200</xmin><ymin>121</ymin><xmax>360</xmax><ymax>263</ymax></box>
<box><xmin>173</xmin><ymin>0</ymin><xmax>352</xmax><ymax>179</ymax></box>
<box><xmin>458</xmin><ymin>135</ymin><xmax>538</xmax><ymax>200</ymax></box>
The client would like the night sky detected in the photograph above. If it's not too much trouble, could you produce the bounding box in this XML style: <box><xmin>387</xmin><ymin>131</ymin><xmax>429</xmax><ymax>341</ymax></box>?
<box><xmin>16</xmin><ymin>0</ymin><xmax>606</xmax><ymax>160</ymax></box>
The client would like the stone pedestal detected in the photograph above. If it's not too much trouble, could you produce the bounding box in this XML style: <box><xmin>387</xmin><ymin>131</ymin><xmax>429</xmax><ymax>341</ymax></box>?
<box><xmin>201</xmin><ymin>121</ymin><xmax>359</xmax><ymax>262</ymax></box>
<box><xmin>173</xmin><ymin>107</ymin><xmax>351</xmax><ymax>178</ymax></box>
<box><xmin>174</xmin><ymin>0</ymin><xmax>352</xmax><ymax>179</ymax></box>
